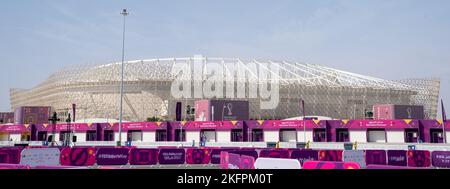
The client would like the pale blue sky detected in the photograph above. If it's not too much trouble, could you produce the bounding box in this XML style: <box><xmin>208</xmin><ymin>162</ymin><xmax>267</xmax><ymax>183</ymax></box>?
<box><xmin>0</xmin><ymin>0</ymin><xmax>449</xmax><ymax>117</ymax></box>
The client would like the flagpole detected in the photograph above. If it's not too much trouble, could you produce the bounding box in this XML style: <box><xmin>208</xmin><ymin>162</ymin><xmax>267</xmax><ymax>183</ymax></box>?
<box><xmin>302</xmin><ymin>99</ymin><xmax>306</xmax><ymax>142</ymax></box>
<box><xmin>442</xmin><ymin>99</ymin><xmax>447</xmax><ymax>144</ymax></box>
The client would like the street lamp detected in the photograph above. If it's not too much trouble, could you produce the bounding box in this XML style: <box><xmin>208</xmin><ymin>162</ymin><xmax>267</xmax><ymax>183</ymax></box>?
<box><xmin>118</xmin><ymin>9</ymin><xmax>128</xmax><ymax>146</ymax></box>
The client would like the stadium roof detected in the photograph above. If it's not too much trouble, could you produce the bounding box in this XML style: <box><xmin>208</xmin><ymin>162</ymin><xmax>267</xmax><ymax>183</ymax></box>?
<box><xmin>10</xmin><ymin>56</ymin><xmax>439</xmax><ymax>120</ymax></box>
<box><xmin>42</xmin><ymin>56</ymin><xmax>418</xmax><ymax>91</ymax></box>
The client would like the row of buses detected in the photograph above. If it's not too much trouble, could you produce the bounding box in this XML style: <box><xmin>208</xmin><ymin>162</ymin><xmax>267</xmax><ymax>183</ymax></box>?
<box><xmin>0</xmin><ymin>119</ymin><xmax>449</xmax><ymax>144</ymax></box>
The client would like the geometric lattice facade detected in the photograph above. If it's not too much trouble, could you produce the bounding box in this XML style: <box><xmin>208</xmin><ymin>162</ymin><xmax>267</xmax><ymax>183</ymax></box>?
<box><xmin>10</xmin><ymin>56</ymin><xmax>440</xmax><ymax>122</ymax></box>
<box><xmin>395</xmin><ymin>78</ymin><xmax>441</xmax><ymax>119</ymax></box>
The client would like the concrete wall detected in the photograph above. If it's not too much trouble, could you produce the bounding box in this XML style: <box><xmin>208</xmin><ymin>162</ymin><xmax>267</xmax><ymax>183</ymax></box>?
<box><xmin>446</xmin><ymin>131</ymin><xmax>450</xmax><ymax>143</ymax></box>
<box><xmin>114</xmin><ymin>133</ymin><xmax>127</xmax><ymax>142</ymax></box>
<box><xmin>217</xmin><ymin>131</ymin><xmax>230</xmax><ymax>142</ymax></box>
<box><xmin>264</xmin><ymin>131</ymin><xmax>279</xmax><ymax>142</ymax></box>
<box><xmin>297</xmin><ymin>131</ymin><xmax>313</xmax><ymax>142</ymax></box>
<box><xmin>186</xmin><ymin>131</ymin><xmax>200</xmax><ymax>142</ymax></box>
<box><xmin>143</xmin><ymin>132</ymin><xmax>156</xmax><ymax>142</ymax></box>
<box><xmin>349</xmin><ymin>131</ymin><xmax>367</xmax><ymax>143</ymax></box>
<box><xmin>74</xmin><ymin>132</ymin><xmax>86</xmax><ymax>142</ymax></box>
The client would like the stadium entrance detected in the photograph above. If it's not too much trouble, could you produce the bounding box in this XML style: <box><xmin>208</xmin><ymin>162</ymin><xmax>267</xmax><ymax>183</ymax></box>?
<box><xmin>174</xmin><ymin>129</ymin><xmax>186</xmax><ymax>141</ymax></box>
<box><xmin>336</xmin><ymin>129</ymin><xmax>349</xmax><ymax>142</ymax></box>
<box><xmin>156</xmin><ymin>130</ymin><xmax>167</xmax><ymax>141</ymax></box>
<box><xmin>279</xmin><ymin>129</ymin><xmax>297</xmax><ymax>142</ymax></box>
<box><xmin>231</xmin><ymin>129</ymin><xmax>243</xmax><ymax>142</ymax></box>
<box><xmin>127</xmin><ymin>130</ymin><xmax>143</xmax><ymax>141</ymax></box>
<box><xmin>405</xmin><ymin>129</ymin><xmax>419</xmax><ymax>143</ymax></box>
<box><xmin>200</xmin><ymin>130</ymin><xmax>216</xmax><ymax>142</ymax></box>
<box><xmin>37</xmin><ymin>131</ymin><xmax>47</xmax><ymax>141</ymax></box>
<box><xmin>251</xmin><ymin>129</ymin><xmax>264</xmax><ymax>142</ymax></box>
<box><xmin>313</xmin><ymin>129</ymin><xmax>326</xmax><ymax>142</ymax></box>
<box><xmin>0</xmin><ymin>133</ymin><xmax>8</xmax><ymax>141</ymax></box>
<box><xmin>104</xmin><ymin>130</ymin><xmax>114</xmax><ymax>141</ymax></box>
<box><xmin>430</xmin><ymin>129</ymin><xmax>444</xmax><ymax>143</ymax></box>
<box><xmin>367</xmin><ymin>129</ymin><xmax>386</xmax><ymax>143</ymax></box>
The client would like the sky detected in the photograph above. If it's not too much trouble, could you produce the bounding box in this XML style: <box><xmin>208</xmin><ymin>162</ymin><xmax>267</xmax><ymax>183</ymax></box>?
<box><xmin>0</xmin><ymin>0</ymin><xmax>449</xmax><ymax>117</ymax></box>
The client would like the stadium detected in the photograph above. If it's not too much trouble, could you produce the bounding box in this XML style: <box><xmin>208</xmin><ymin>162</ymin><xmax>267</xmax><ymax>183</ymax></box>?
<box><xmin>9</xmin><ymin>55</ymin><xmax>440</xmax><ymax>122</ymax></box>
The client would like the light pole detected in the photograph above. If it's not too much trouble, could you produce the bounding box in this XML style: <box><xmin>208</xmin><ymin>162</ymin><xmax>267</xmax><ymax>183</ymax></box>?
<box><xmin>118</xmin><ymin>9</ymin><xmax>128</xmax><ymax>146</ymax></box>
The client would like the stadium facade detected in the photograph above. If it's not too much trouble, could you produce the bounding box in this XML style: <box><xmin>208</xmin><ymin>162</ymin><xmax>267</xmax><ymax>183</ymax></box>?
<box><xmin>9</xmin><ymin>56</ymin><xmax>440</xmax><ymax>122</ymax></box>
